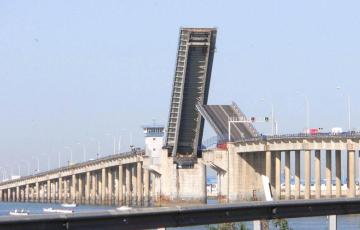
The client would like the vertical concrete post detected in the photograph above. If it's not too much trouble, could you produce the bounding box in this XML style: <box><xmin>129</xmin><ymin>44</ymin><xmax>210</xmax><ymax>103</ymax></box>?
<box><xmin>0</xmin><ymin>190</ymin><xmax>2</xmax><ymax>202</ymax></box>
<box><xmin>118</xmin><ymin>165</ymin><xmax>123</xmax><ymax>205</ymax></box>
<box><xmin>58</xmin><ymin>177</ymin><xmax>63</xmax><ymax>203</ymax></box>
<box><xmin>315</xmin><ymin>150</ymin><xmax>321</xmax><ymax>199</ymax></box>
<box><xmin>78</xmin><ymin>175</ymin><xmax>83</xmax><ymax>203</ymax></box>
<box><xmin>335</xmin><ymin>150</ymin><xmax>341</xmax><ymax>197</ymax></box>
<box><xmin>132</xmin><ymin>165</ymin><xmax>136</xmax><ymax>203</ymax></box>
<box><xmin>294</xmin><ymin>150</ymin><xmax>300</xmax><ymax>199</ymax></box>
<box><xmin>144</xmin><ymin>168</ymin><xmax>149</xmax><ymax>205</ymax></box>
<box><xmin>35</xmin><ymin>182</ymin><xmax>39</xmax><ymax>202</ymax></box>
<box><xmin>47</xmin><ymin>180</ymin><xmax>51</xmax><ymax>202</ymax></box>
<box><xmin>7</xmin><ymin>188</ymin><xmax>11</xmax><ymax>202</ymax></box>
<box><xmin>101</xmin><ymin>168</ymin><xmax>106</xmax><ymax>205</ymax></box>
<box><xmin>126</xmin><ymin>165</ymin><xmax>131</xmax><ymax>205</ymax></box>
<box><xmin>275</xmin><ymin>151</ymin><xmax>281</xmax><ymax>199</ymax></box>
<box><xmin>328</xmin><ymin>215</ymin><xmax>337</xmax><ymax>230</ymax></box>
<box><xmin>265</xmin><ymin>151</ymin><xmax>271</xmax><ymax>180</ymax></box>
<box><xmin>91</xmin><ymin>172</ymin><xmax>96</xmax><ymax>204</ymax></box>
<box><xmin>16</xmin><ymin>186</ymin><xmax>20</xmax><ymax>202</ymax></box>
<box><xmin>304</xmin><ymin>150</ymin><xmax>311</xmax><ymax>199</ymax></box>
<box><xmin>64</xmin><ymin>178</ymin><xmax>68</xmax><ymax>202</ymax></box>
<box><xmin>136</xmin><ymin>162</ymin><xmax>142</xmax><ymax>205</ymax></box>
<box><xmin>326</xmin><ymin>150</ymin><xmax>332</xmax><ymax>198</ymax></box>
<box><xmin>348</xmin><ymin>149</ymin><xmax>355</xmax><ymax>198</ymax></box>
<box><xmin>85</xmin><ymin>171</ymin><xmax>90</xmax><ymax>204</ymax></box>
<box><xmin>71</xmin><ymin>174</ymin><xmax>76</xmax><ymax>202</ymax></box>
<box><xmin>25</xmin><ymin>184</ymin><xmax>29</xmax><ymax>202</ymax></box>
<box><xmin>285</xmin><ymin>151</ymin><xmax>291</xmax><ymax>200</ymax></box>
<box><xmin>108</xmin><ymin>168</ymin><xmax>113</xmax><ymax>205</ymax></box>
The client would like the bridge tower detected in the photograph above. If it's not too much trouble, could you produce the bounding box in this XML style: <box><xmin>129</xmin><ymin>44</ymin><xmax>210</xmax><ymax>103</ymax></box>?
<box><xmin>165</xmin><ymin>28</ymin><xmax>217</xmax><ymax>166</ymax></box>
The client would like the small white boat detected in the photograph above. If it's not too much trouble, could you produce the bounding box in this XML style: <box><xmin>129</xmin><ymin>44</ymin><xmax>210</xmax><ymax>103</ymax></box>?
<box><xmin>116</xmin><ymin>206</ymin><xmax>132</xmax><ymax>211</ymax></box>
<box><xmin>9</xmin><ymin>209</ymin><xmax>29</xmax><ymax>216</ymax></box>
<box><xmin>43</xmin><ymin>207</ymin><xmax>74</xmax><ymax>214</ymax></box>
<box><xmin>61</xmin><ymin>203</ymin><xmax>77</xmax><ymax>208</ymax></box>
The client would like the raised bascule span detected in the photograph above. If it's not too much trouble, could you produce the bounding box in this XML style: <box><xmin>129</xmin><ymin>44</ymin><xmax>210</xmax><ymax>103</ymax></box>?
<box><xmin>196</xmin><ymin>102</ymin><xmax>259</xmax><ymax>142</ymax></box>
<box><xmin>165</xmin><ymin>28</ymin><xmax>217</xmax><ymax>165</ymax></box>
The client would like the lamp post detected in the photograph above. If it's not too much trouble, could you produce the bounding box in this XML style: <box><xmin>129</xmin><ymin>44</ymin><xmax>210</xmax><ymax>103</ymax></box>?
<box><xmin>31</xmin><ymin>157</ymin><xmax>40</xmax><ymax>173</ymax></box>
<box><xmin>336</xmin><ymin>87</ymin><xmax>351</xmax><ymax>131</ymax></box>
<box><xmin>21</xmin><ymin>160</ymin><xmax>30</xmax><ymax>175</ymax></box>
<box><xmin>77</xmin><ymin>142</ymin><xmax>87</xmax><ymax>162</ymax></box>
<box><xmin>260</xmin><ymin>99</ymin><xmax>276</xmax><ymax>135</ymax></box>
<box><xmin>296</xmin><ymin>92</ymin><xmax>310</xmax><ymax>132</ymax></box>
<box><xmin>64</xmin><ymin>146</ymin><xmax>73</xmax><ymax>165</ymax></box>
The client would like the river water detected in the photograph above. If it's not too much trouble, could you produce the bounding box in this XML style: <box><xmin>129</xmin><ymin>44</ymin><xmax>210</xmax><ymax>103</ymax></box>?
<box><xmin>0</xmin><ymin>201</ymin><xmax>359</xmax><ymax>229</ymax></box>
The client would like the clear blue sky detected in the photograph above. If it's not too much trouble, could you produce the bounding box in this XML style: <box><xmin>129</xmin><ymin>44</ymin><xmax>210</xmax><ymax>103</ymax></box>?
<box><xmin>1</xmin><ymin>1</ymin><xmax>360</xmax><ymax>174</ymax></box>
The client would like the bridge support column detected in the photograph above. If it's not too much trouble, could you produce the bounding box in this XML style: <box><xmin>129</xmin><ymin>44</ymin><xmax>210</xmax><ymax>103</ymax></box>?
<box><xmin>126</xmin><ymin>165</ymin><xmax>131</xmax><ymax>205</ymax></box>
<box><xmin>315</xmin><ymin>150</ymin><xmax>321</xmax><ymax>199</ymax></box>
<box><xmin>144</xmin><ymin>168</ymin><xmax>149</xmax><ymax>205</ymax></box>
<box><xmin>348</xmin><ymin>150</ymin><xmax>355</xmax><ymax>198</ymax></box>
<box><xmin>335</xmin><ymin>150</ymin><xmax>341</xmax><ymax>197</ymax></box>
<box><xmin>275</xmin><ymin>151</ymin><xmax>281</xmax><ymax>199</ymax></box>
<box><xmin>16</xmin><ymin>186</ymin><xmax>19</xmax><ymax>202</ymax></box>
<box><xmin>265</xmin><ymin>151</ymin><xmax>271</xmax><ymax>181</ymax></box>
<box><xmin>304</xmin><ymin>150</ymin><xmax>311</xmax><ymax>199</ymax></box>
<box><xmin>71</xmin><ymin>174</ymin><xmax>76</xmax><ymax>203</ymax></box>
<box><xmin>7</xmin><ymin>188</ymin><xmax>10</xmax><ymax>202</ymax></box>
<box><xmin>78</xmin><ymin>174</ymin><xmax>83</xmax><ymax>203</ymax></box>
<box><xmin>35</xmin><ymin>182</ymin><xmax>39</xmax><ymax>202</ymax></box>
<box><xmin>285</xmin><ymin>151</ymin><xmax>291</xmax><ymax>200</ymax></box>
<box><xmin>132</xmin><ymin>165</ymin><xmax>136</xmax><ymax>204</ymax></box>
<box><xmin>101</xmin><ymin>168</ymin><xmax>106</xmax><ymax>205</ymax></box>
<box><xmin>91</xmin><ymin>172</ymin><xmax>96</xmax><ymax>204</ymax></box>
<box><xmin>326</xmin><ymin>150</ymin><xmax>332</xmax><ymax>198</ymax></box>
<box><xmin>108</xmin><ymin>168</ymin><xmax>113</xmax><ymax>205</ymax></box>
<box><xmin>118</xmin><ymin>165</ymin><xmax>123</xmax><ymax>205</ymax></box>
<box><xmin>47</xmin><ymin>180</ymin><xmax>51</xmax><ymax>202</ymax></box>
<box><xmin>25</xmin><ymin>184</ymin><xmax>29</xmax><ymax>202</ymax></box>
<box><xmin>137</xmin><ymin>162</ymin><xmax>142</xmax><ymax>205</ymax></box>
<box><xmin>58</xmin><ymin>177</ymin><xmax>63</xmax><ymax>203</ymax></box>
<box><xmin>85</xmin><ymin>171</ymin><xmax>90</xmax><ymax>204</ymax></box>
<box><xmin>294</xmin><ymin>150</ymin><xmax>300</xmax><ymax>199</ymax></box>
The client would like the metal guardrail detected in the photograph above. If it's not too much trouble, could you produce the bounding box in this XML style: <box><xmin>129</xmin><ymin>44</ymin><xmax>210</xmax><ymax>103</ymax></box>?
<box><xmin>1</xmin><ymin>198</ymin><xmax>360</xmax><ymax>229</ymax></box>
<box><xmin>0</xmin><ymin>149</ymin><xmax>144</xmax><ymax>186</ymax></box>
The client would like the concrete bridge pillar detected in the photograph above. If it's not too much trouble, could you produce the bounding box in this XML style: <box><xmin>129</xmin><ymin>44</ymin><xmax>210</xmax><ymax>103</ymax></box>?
<box><xmin>285</xmin><ymin>151</ymin><xmax>291</xmax><ymax>200</ymax></box>
<box><xmin>7</xmin><ymin>188</ymin><xmax>10</xmax><ymax>202</ymax></box>
<box><xmin>275</xmin><ymin>151</ymin><xmax>281</xmax><ymax>199</ymax></box>
<box><xmin>35</xmin><ymin>182</ymin><xmax>39</xmax><ymax>202</ymax></box>
<box><xmin>326</xmin><ymin>150</ymin><xmax>332</xmax><ymax>198</ymax></box>
<box><xmin>64</xmin><ymin>178</ymin><xmax>68</xmax><ymax>202</ymax></box>
<box><xmin>265</xmin><ymin>151</ymin><xmax>271</xmax><ymax>182</ymax></box>
<box><xmin>304</xmin><ymin>150</ymin><xmax>311</xmax><ymax>199</ymax></box>
<box><xmin>107</xmin><ymin>168</ymin><xmax>113</xmax><ymax>205</ymax></box>
<box><xmin>294</xmin><ymin>150</ymin><xmax>300</xmax><ymax>199</ymax></box>
<box><xmin>78</xmin><ymin>174</ymin><xmax>83</xmax><ymax>203</ymax></box>
<box><xmin>118</xmin><ymin>165</ymin><xmax>123</xmax><ymax>205</ymax></box>
<box><xmin>335</xmin><ymin>150</ymin><xmax>341</xmax><ymax>197</ymax></box>
<box><xmin>47</xmin><ymin>180</ymin><xmax>51</xmax><ymax>202</ymax></box>
<box><xmin>315</xmin><ymin>150</ymin><xmax>321</xmax><ymax>199</ymax></box>
<box><xmin>143</xmin><ymin>168</ymin><xmax>149</xmax><ymax>205</ymax></box>
<box><xmin>58</xmin><ymin>177</ymin><xmax>63</xmax><ymax>203</ymax></box>
<box><xmin>91</xmin><ymin>172</ymin><xmax>96</xmax><ymax>204</ymax></box>
<box><xmin>136</xmin><ymin>162</ymin><xmax>142</xmax><ymax>205</ymax></box>
<box><xmin>85</xmin><ymin>171</ymin><xmax>90</xmax><ymax>204</ymax></box>
<box><xmin>126</xmin><ymin>165</ymin><xmax>131</xmax><ymax>205</ymax></box>
<box><xmin>132</xmin><ymin>165</ymin><xmax>136</xmax><ymax>203</ymax></box>
<box><xmin>25</xmin><ymin>184</ymin><xmax>29</xmax><ymax>202</ymax></box>
<box><xmin>348</xmin><ymin>150</ymin><xmax>355</xmax><ymax>198</ymax></box>
<box><xmin>71</xmin><ymin>174</ymin><xmax>76</xmax><ymax>202</ymax></box>
<box><xmin>101</xmin><ymin>168</ymin><xmax>106</xmax><ymax>204</ymax></box>
<box><xmin>16</xmin><ymin>186</ymin><xmax>19</xmax><ymax>202</ymax></box>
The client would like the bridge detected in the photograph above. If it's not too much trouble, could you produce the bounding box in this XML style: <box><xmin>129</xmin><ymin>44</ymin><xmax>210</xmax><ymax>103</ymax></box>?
<box><xmin>1</xmin><ymin>27</ymin><xmax>359</xmax><ymax>206</ymax></box>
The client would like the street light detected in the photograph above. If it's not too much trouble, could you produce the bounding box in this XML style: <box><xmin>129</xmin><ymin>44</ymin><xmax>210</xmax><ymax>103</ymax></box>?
<box><xmin>32</xmin><ymin>156</ymin><xmax>40</xmax><ymax>173</ymax></box>
<box><xmin>77</xmin><ymin>142</ymin><xmax>87</xmax><ymax>162</ymax></box>
<box><xmin>21</xmin><ymin>160</ymin><xmax>30</xmax><ymax>175</ymax></box>
<box><xmin>64</xmin><ymin>146</ymin><xmax>73</xmax><ymax>165</ymax></box>
<box><xmin>90</xmin><ymin>138</ymin><xmax>101</xmax><ymax>159</ymax></box>
<box><xmin>336</xmin><ymin>87</ymin><xmax>351</xmax><ymax>131</ymax></box>
<box><xmin>296</xmin><ymin>91</ymin><xmax>310</xmax><ymax>132</ymax></box>
<box><xmin>260</xmin><ymin>99</ymin><xmax>276</xmax><ymax>135</ymax></box>
<box><xmin>105</xmin><ymin>133</ymin><xmax>117</xmax><ymax>155</ymax></box>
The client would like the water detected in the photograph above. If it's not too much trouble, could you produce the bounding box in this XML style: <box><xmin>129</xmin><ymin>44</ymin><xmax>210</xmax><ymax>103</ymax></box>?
<box><xmin>1</xmin><ymin>202</ymin><xmax>360</xmax><ymax>229</ymax></box>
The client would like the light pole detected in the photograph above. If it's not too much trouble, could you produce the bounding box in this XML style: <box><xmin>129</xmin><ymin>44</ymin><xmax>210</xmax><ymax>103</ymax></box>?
<box><xmin>64</xmin><ymin>146</ymin><xmax>73</xmax><ymax>165</ymax></box>
<box><xmin>77</xmin><ymin>142</ymin><xmax>87</xmax><ymax>162</ymax></box>
<box><xmin>105</xmin><ymin>133</ymin><xmax>117</xmax><ymax>155</ymax></box>
<box><xmin>21</xmin><ymin>160</ymin><xmax>30</xmax><ymax>175</ymax></box>
<box><xmin>90</xmin><ymin>138</ymin><xmax>101</xmax><ymax>159</ymax></box>
<box><xmin>336</xmin><ymin>87</ymin><xmax>351</xmax><ymax>131</ymax></box>
<box><xmin>296</xmin><ymin>92</ymin><xmax>310</xmax><ymax>132</ymax></box>
<box><xmin>32</xmin><ymin>156</ymin><xmax>40</xmax><ymax>173</ymax></box>
<box><xmin>58</xmin><ymin>151</ymin><xmax>61</xmax><ymax>168</ymax></box>
<box><xmin>260</xmin><ymin>99</ymin><xmax>276</xmax><ymax>135</ymax></box>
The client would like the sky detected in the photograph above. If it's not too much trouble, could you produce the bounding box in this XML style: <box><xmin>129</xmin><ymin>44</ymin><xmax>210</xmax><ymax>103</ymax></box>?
<box><xmin>1</xmin><ymin>0</ymin><xmax>360</xmax><ymax>175</ymax></box>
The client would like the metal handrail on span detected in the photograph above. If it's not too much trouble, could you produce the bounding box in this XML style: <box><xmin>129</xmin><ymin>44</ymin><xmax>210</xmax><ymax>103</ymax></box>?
<box><xmin>0</xmin><ymin>198</ymin><xmax>360</xmax><ymax>229</ymax></box>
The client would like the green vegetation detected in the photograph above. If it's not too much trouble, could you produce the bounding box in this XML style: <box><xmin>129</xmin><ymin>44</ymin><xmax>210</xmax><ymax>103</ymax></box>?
<box><xmin>207</xmin><ymin>222</ymin><xmax>248</xmax><ymax>230</ymax></box>
<box><xmin>272</xmin><ymin>218</ymin><xmax>292</xmax><ymax>230</ymax></box>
